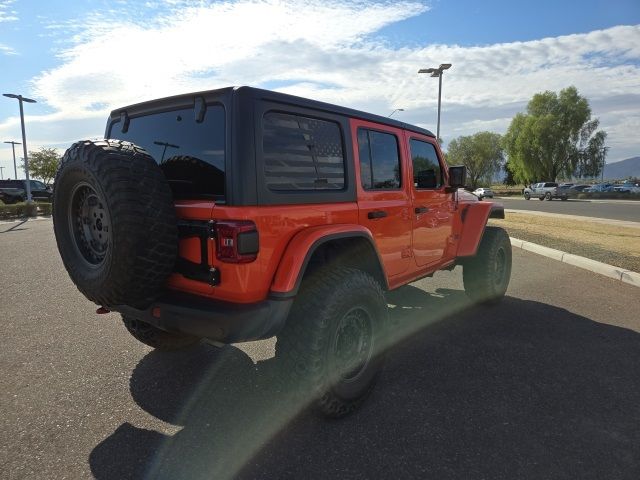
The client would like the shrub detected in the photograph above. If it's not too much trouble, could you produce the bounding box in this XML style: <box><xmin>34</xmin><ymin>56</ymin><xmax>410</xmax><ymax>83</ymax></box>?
<box><xmin>0</xmin><ymin>202</ymin><xmax>52</xmax><ymax>219</ymax></box>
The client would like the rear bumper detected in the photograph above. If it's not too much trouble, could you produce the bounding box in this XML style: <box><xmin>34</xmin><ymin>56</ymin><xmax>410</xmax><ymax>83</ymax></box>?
<box><xmin>111</xmin><ymin>292</ymin><xmax>293</xmax><ymax>343</ymax></box>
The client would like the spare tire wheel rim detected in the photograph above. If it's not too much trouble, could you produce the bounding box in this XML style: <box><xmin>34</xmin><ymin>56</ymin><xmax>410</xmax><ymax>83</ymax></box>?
<box><xmin>68</xmin><ymin>182</ymin><xmax>111</xmax><ymax>267</ymax></box>
<box><xmin>332</xmin><ymin>306</ymin><xmax>374</xmax><ymax>383</ymax></box>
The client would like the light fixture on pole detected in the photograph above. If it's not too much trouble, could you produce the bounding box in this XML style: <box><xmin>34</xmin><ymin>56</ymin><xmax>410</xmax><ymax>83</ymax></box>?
<box><xmin>388</xmin><ymin>108</ymin><xmax>405</xmax><ymax>118</ymax></box>
<box><xmin>3</xmin><ymin>93</ymin><xmax>37</xmax><ymax>202</ymax></box>
<box><xmin>153</xmin><ymin>140</ymin><xmax>180</xmax><ymax>163</ymax></box>
<box><xmin>418</xmin><ymin>63</ymin><xmax>452</xmax><ymax>141</ymax></box>
<box><xmin>4</xmin><ymin>140</ymin><xmax>21</xmax><ymax>179</ymax></box>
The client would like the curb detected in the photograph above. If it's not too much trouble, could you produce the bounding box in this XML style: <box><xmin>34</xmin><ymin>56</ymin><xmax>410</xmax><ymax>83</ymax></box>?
<box><xmin>509</xmin><ymin>237</ymin><xmax>640</xmax><ymax>288</ymax></box>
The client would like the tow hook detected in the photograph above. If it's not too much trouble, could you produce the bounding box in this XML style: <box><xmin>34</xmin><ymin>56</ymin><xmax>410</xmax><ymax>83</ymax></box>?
<box><xmin>96</xmin><ymin>306</ymin><xmax>110</xmax><ymax>314</ymax></box>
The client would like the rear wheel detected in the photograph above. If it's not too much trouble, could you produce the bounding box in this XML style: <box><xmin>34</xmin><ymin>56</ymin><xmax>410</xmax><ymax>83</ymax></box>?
<box><xmin>561</xmin><ymin>196</ymin><xmax>568</xmax><ymax>201</ymax></box>
<box><xmin>276</xmin><ymin>266</ymin><xmax>387</xmax><ymax>418</ymax></box>
<box><xmin>545</xmin><ymin>192</ymin><xmax>552</xmax><ymax>200</ymax></box>
<box><xmin>122</xmin><ymin>316</ymin><xmax>200</xmax><ymax>351</ymax></box>
<box><xmin>463</xmin><ymin>227</ymin><xmax>512</xmax><ymax>304</ymax></box>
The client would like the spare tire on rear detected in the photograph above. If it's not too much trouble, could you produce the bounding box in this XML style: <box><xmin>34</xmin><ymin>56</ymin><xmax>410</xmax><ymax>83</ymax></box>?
<box><xmin>52</xmin><ymin>139</ymin><xmax>177</xmax><ymax>309</ymax></box>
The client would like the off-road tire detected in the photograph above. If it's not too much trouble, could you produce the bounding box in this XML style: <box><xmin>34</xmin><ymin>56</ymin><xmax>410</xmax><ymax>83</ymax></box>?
<box><xmin>538</xmin><ymin>196</ymin><xmax>545</xmax><ymax>201</ymax></box>
<box><xmin>463</xmin><ymin>226</ymin><xmax>512</xmax><ymax>305</ymax></box>
<box><xmin>524</xmin><ymin>192</ymin><xmax>530</xmax><ymax>200</ymax></box>
<box><xmin>122</xmin><ymin>316</ymin><xmax>199</xmax><ymax>351</ymax></box>
<box><xmin>545</xmin><ymin>192</ymin><xmax>552</xmax><ymax>200</ymax></box>
<box><xmin>276</xmin><ymin>266</ymin><xmax>387</xmax><ymax>418</ymax></box>
<box><xmin>52</xmin><ymin>140</ymin><xmax>177</xmax><ymax>309</ymax></box>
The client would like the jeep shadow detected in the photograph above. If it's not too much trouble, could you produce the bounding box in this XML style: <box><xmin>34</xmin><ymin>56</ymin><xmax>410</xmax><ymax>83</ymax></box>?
<box><xmin>89</xmin><ymin>287</ymin><xmax>640</xmax><ymax>480</ymax></box>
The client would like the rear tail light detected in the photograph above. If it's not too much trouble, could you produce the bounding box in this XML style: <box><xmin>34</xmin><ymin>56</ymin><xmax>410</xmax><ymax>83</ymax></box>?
<box><xmin>215</xmin><ymin>220</ymin><xmax>259</xmax><ymax>263</ymax></box>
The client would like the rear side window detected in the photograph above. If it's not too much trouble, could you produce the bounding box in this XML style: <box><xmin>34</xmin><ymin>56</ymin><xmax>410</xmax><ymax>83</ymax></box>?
<box><xmin>358</xmin><ymin>129</ymin><xmax>401</xmax><ymax>189</ymax></box>
<box><xmin>263</xmin><ymin>112</ymin><xmax>345</xmax><ymax>191</ymax></box>
<box><xmin>409</xmin><ymin>139</ymin><xmax>442</xmax><ymax>189</ymax></box>
<box><xmin>108</xmin><ymin>105</ymin><xmax>226</xmax><ymax>200</ymax></box>
<box><xmin>544</xmin><ymin>182</ymin><xmax>558</xmax><ymax>187</ymax></box>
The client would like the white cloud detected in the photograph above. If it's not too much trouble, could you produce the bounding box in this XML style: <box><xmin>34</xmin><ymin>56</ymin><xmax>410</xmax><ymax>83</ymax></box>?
<box><xmin>2</xmin><ymin>0</ymin><xmax>639</xmax><ymax>174</ymax></box>
<box><xmin>0</xmin><ymin>0</ymin><xmax>18</xmax><ymax>23</ymax></box>
<box><xmin>0</xmin><ymin>43</ymin><xmax>16</xmax><ymax>55</ymax></box>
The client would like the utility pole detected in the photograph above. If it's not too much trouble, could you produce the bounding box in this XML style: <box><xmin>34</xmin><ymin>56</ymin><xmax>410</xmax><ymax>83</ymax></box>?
<box><xmin>3</xmin><ymin>94</ymin><xmax>37</xmax><ymax>202</ymax></box>
<box><xmin>4</xmin><ymin>140</ymin><xmax>21</xmax><ymax>179</ymax></box>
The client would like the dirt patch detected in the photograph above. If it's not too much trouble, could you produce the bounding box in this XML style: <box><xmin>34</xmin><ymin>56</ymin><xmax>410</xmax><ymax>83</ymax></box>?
<box><xmin>490</xmin><ymin>212</ymin><xmax>640</xmax><ymax>273</ymax></box>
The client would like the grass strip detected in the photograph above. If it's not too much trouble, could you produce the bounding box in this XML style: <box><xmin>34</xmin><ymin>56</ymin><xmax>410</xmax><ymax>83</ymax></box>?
<box><xmin>490</xmin><ymin>212</ymin><xmax>640</xmax><ymax>273</ymax></box>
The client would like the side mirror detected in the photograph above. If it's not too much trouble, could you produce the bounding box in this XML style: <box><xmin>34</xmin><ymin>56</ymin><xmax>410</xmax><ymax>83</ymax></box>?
<box><xmin>448</xmin><ymin>165</ymin><xmax>466</xmax><ymax>189</ymax></box>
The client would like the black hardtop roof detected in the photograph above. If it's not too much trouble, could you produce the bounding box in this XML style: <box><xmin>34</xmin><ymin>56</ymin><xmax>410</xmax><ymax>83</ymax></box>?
<box><xmin>109</xmin><ymin>86</ymin><xmax>435</xmax><ymax>138</ymax></box>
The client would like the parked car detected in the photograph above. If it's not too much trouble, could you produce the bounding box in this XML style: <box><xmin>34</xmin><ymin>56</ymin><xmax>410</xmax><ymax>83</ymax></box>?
<box><xmin>0</xmin><ymin>179</ymin><xmax>53</xmax><ymax>203</ymax></box>
<box><xmin>50</xmin><ymin>86</ymin><xmax>511</xmax><ymax>418</ymax></box>
<box><xmin>523</xmin><ymin>182</ymin><xmax>568</xmax><ymax>201</ymax></box>
<box><xmin>0</xmin><ymin>185</ymin><xmax>24</xmax><ymax>204</ymax></box>
<box><xmin>586</xmin><ymin>183</ymin><xmax>614</xmax><ymax>193</ymax></box>
<box><xmin>568</xmin><ymin>184</ymin><xmax>592</xmax><ymax>193</ymax></box>
<box><xmin>472</xmin><ymin>187</ymin><xmax>494</xmax><ymax>200</ymax></box>
<box><xmin>614</xmin><ymin>182</ymin><xmax>640</xmax><ymax>193</ymax></box>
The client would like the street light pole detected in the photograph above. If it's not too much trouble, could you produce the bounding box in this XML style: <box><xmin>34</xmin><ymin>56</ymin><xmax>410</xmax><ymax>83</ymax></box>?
<box><xmin>418</xmin><ymin>63</ymin><xmax>452</xmax><ymax>142</ymax></box>
<box><xmin>388</xmin><ymin>108</ymin><xmax>405</xmax><ymax>118</ymax></box>
<box><xmin>3</xmin><ymin>93</ymin><xmax>37</xmax><ymax>203</ymax></box>
<box><xmin>0</xmin><ymin>166</ymin><xmax>4</xmax><ymax>179</ymax></box>
<box><xmin>4</xmin><ymin>140</ymin><xmax>21</xmax><ymax>179</ymax></box>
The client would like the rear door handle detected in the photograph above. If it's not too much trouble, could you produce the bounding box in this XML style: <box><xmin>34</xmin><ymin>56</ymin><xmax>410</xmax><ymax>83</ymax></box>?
<box><xmin>415</xmin><ymin>206</ymin><xmax>429</xmax><ymax>214</ymax></box>
<box><xmin>367</xmin><ymin>210</ymin><xmax>388</xmax><ymax>219</ymax></box>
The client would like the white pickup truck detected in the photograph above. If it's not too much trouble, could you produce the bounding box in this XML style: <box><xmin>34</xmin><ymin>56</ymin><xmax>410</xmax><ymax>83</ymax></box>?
<box><xmin>523</xmin><ymin>182</ymin><xmax>568</xmax><ymax>201</ymax></box>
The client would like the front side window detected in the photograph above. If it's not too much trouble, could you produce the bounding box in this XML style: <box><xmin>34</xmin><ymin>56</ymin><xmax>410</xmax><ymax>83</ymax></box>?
<box><xmin>358</xmin><ymin>129</ymin><xmax>401</xmax><ymax>189</ymax></box>
<box><xmin>263</xmin><ymin>112</ymin><xmax>345</xmax><ymax>191</ymax></box>
<box><xmin>410</xmin><ymin>139</ymin><xmax>442</xmax><ymax>189</ymax></box>
<box><xmin>108</xmin><ymin>105</ymin><xmax>226</xmax><ymax>199</ymax></box>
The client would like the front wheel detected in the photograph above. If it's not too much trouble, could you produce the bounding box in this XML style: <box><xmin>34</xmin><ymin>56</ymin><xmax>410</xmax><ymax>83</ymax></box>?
<box><xmin>463</xmin><ymin>227</ymin><xmax>512</xmax><ymax>305</ymax></box>
<box><xmin>276</xmin><ymin>267</ymin><xmax>387</xmax><ymax>418</ymax></box>
<box><xmin>524</xmin><ymin>192</ymin><xmax>530</xmax><ymax>200</ymax></box>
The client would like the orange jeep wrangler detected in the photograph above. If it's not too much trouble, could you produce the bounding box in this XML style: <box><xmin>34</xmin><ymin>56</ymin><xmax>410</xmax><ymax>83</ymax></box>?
<box><xmin>52</xmin><ymin>86</ymin><xmax>511</xmax><ymax>417</ymax></box>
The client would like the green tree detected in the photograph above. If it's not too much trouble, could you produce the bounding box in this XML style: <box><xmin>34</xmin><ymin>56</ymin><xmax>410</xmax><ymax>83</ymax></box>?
<box><xmin>503</xmin><ymin>86</ymin><xmax>607</xmax><ymax>183</ymax></box>
<box><xmin>447</xmin><ymin>131</ymin><xmax>504</xmax><ymax>189</ymax></box>
<box><xmin>503</xmin><ymin>160</ymin><xmax>517</xmax><ymax>186</ymax></box>
<box><xmin>22</xmin><ymin>147</ymin><xmax>60</xmax><ymax>185</ymax></box>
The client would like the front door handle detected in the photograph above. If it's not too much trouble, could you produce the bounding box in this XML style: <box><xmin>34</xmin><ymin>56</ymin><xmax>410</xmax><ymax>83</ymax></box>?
<box><xmin>367</xmin><ymin>210</ymin><xmax>388</xmax><ymax>219</ymax></box>
<box><xmin>415</xmin><ymin>206</ymin><xmax>429</xmax><ymax>214</ymax></box>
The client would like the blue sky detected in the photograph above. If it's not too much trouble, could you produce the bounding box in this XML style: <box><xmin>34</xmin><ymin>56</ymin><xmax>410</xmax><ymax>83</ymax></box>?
<box><xmin>1</xmin><ymin>0</ymin><xmax>639</xmax><ymax>178</ymax></box>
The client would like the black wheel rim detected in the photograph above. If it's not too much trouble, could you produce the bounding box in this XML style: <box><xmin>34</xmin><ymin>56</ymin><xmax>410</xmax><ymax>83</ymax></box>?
<box><xmin>332</xmin><ymin>307</ymin><xmax>374</xmax><ymax>382</ymax></box>
<box><xmin>493</xmin><ymin>247</ymin><xmax>507</xmax><ymax>286</ymax></box>
<box><xmin>68</xmin><ymin>182</ymin><xmax>111</xmax><ymax>266</ymax></box>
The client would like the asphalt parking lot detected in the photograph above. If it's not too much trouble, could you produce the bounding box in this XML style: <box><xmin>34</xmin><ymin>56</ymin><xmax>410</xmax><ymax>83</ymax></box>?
<box><xmin>1</xmin><ymin>218</ymin><xmax>639</xmax><ymax>479</ymax></box>
<box><xmin>497</xmin><ymin>197</ymin><xmax>640</xmax><ymax>222</ymax></box>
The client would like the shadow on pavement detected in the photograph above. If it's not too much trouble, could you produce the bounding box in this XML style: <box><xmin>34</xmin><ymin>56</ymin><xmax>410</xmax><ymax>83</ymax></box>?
<box><xmin>0</xmin><ymin>219</ymin><xmax>28</xmax><ymax>233</ymax></box>
<box><xmin>89</xmin><ymin>286</ymin><xmax>640</xmax><ymax>480</ymax></box>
